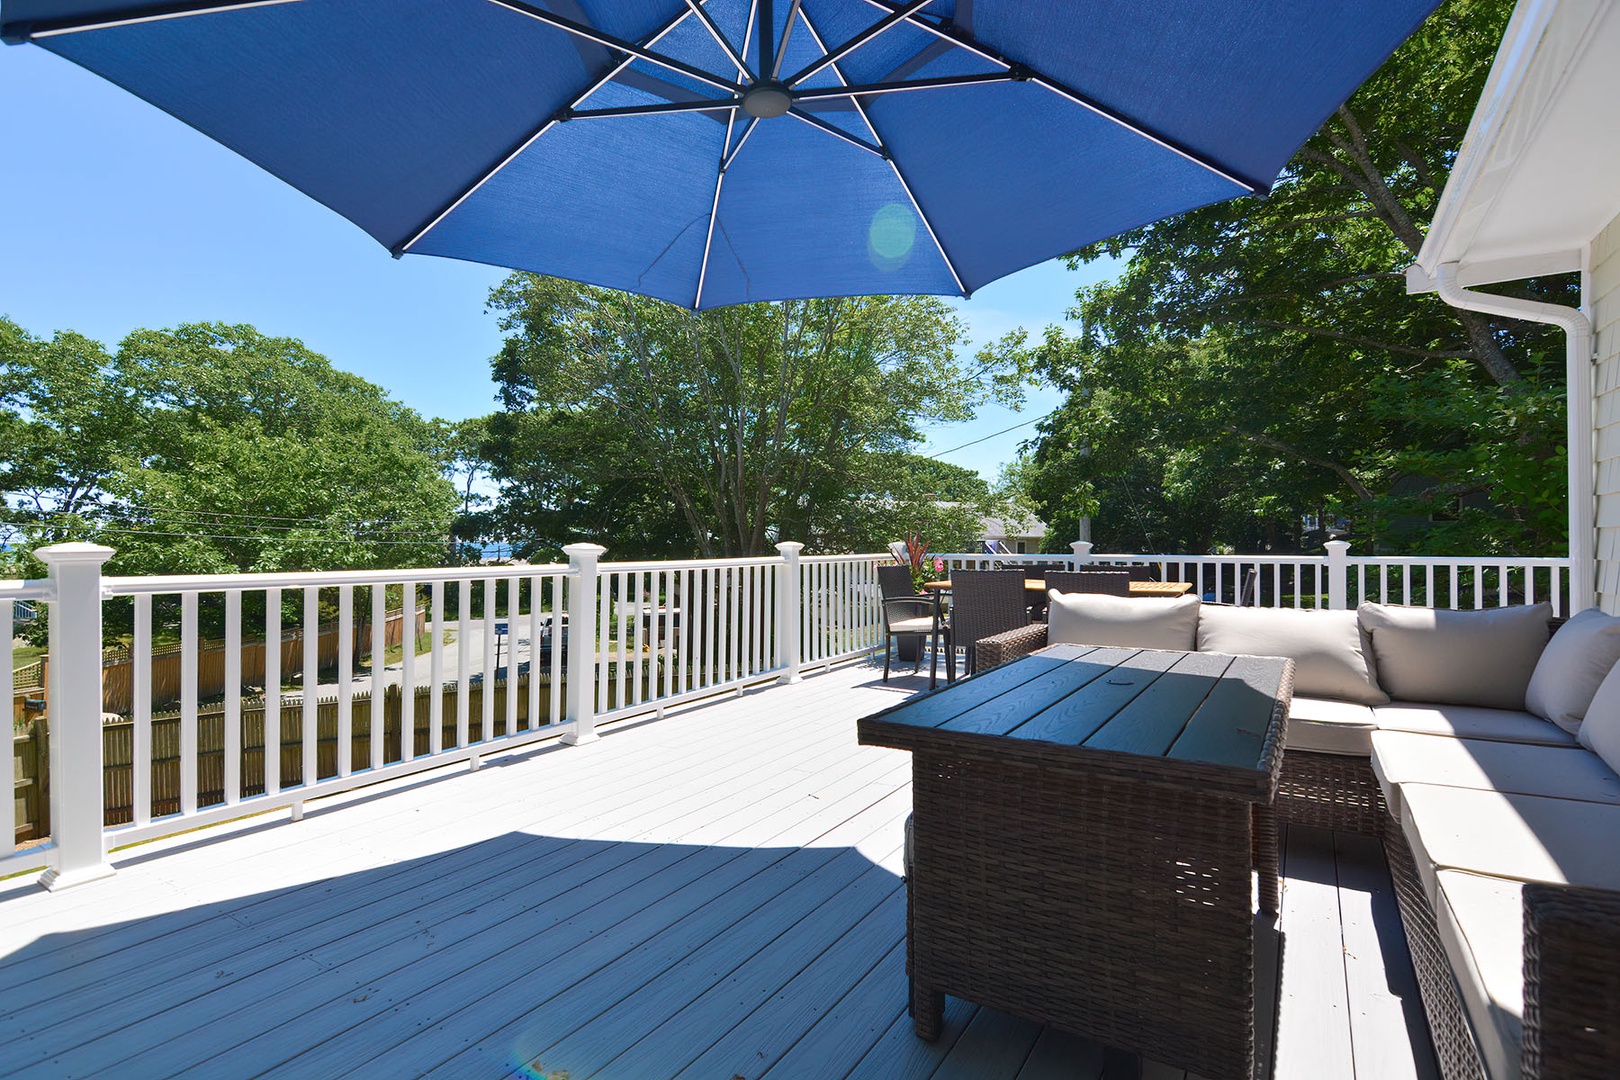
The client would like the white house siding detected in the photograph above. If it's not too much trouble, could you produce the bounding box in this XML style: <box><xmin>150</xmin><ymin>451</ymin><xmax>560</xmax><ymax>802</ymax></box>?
<box><xmin>1591</xmin><ymin>210</ymin><xmax>1620</xmax><ymax>612</ymax></box>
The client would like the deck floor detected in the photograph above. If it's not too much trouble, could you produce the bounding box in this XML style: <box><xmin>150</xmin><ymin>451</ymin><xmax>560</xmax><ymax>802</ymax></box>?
<box><xmin>0</xmin><ymin>659</ymin><xmax>1435</xmax><ymax>1080</ymax></box>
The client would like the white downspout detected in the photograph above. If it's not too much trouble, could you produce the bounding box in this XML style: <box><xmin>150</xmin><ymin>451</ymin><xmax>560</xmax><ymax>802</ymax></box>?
<box><xmin>1433</xmin><ymin>263</ymin><xmax>1595</xmax><ymax>611</ymax></box>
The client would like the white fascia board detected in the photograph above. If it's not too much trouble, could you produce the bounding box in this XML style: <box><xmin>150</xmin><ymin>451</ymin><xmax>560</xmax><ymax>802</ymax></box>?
<box><xmin>1414</xmin><ymin>0</ymin><xmax>1573</xmax><ymax>276</ymax></box>
<box><xmin>1406</xmin><ymin>249</ymin><xmax>1582</xmax><ymax>294</ymax></box>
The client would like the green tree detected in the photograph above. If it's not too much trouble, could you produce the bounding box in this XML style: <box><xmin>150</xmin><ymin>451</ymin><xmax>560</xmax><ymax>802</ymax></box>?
<box><xmin>0</xmin><ymin>319</ymin><xmax>459</xmax><ymax>577</ymax></box>
<box><xmin>480</xmin><ymin>277</ymin><xmax>1022</xmax><ymax>558</ymax></box>
<box><xmin>1018</xmin><ymin>0</ymin><xmax>1570</xmax><ymax>555</ymax></box>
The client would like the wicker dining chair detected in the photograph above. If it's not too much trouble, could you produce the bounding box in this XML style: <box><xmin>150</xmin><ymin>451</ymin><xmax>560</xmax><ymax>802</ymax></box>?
<box><xmin>878</xmin><ymin>565</ymin><xmax>951</xmax><ymax>688</ymax></box>
<box><xmin>946</xmin><ymin>569</ymin><xmax>1030</xmax><ymax>677</ymax></box>
<box><xmin>1044</xmin><ymin>569</ymin><xmax>1132</xmax><ymax>597</ymax></box>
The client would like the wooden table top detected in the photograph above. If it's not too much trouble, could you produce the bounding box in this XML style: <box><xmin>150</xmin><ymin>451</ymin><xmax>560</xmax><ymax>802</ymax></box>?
<box><xmin>920</xmin><ymin>578</ymin><xmax>1195</xmax><ymax>597</ymax></box>
<box><xmin>858</xmin><ymin>644</ymin><xmax>1292</xmax><ymax>801</ymax></box>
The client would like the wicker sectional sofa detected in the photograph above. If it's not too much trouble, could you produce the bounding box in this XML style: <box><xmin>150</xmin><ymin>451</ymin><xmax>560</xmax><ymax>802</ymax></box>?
<box><xmin>975</xmin><ymin>599</ymin><xmax>1620</xmax><ymax>1080</ymax></box>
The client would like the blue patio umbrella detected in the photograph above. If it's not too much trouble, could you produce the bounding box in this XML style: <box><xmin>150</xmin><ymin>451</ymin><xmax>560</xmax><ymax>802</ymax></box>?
<box><xmin>2</xmin><ymin>0</ymin><xmax>1439</xmax><ymax>308</ymax></box>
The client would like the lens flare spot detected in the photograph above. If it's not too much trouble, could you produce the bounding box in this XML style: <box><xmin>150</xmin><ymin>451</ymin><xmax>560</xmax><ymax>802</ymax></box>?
<box><xmin>868</xmin><ymin>202</ymin><xmax>917</xmax><ymax>270</ymax></box>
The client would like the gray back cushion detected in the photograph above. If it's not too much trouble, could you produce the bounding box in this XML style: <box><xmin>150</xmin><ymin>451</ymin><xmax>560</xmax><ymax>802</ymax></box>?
<box><xmin>1197</xmin><ymin>606</ymin><xmax>1387</xmax><ymax>704</ymax></box>
<box><xmin>1046</xmin><ymin>592</ymin><xmax>1199</xmax><ymax>651</ymax></box>
<box><xmin>1358</xmin><ymin>602</ymin><xmax>1552</xmax><ymax>710</ymax></box>
<box><xmin>1578</xmin><ymin>659</ymin><xmax>1620</xmax><ymax>777</ymax></box>
<box><xmin>1525</xmin><ymin>607</ymin><xmax>1620</xmax><ymax>734</ymax></box>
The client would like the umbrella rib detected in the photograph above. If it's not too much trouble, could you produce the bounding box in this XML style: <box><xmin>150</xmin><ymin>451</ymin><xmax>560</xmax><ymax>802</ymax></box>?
<box><xmin>695</xmin><ymin>130</ymin><xmax>732</xmax><ymax>309</ymax></box>
<box><xmin>722</xmin><ymin>117</ymin><xmax>761</xmax><ymax>171</ymax></box>
<box><xmin>786</xmin><ymin>108</ymin><xmax>885</xmax><ymax>158</ymax></box>
<box><xmin>486</xmin><ymin>0</ymin><xmax>740</xmax><ymax>95</ymax></box>
<box><xmin>3</xmin><ymin>0</ymin><xmax>297</xmax><ymax>41</ymax></box>
<box><xmin>395</xmin><ymin>4</ymin><xmax>703</xmax><ymax>256</ymax></box>
<box><xmin>569</xmin><ymin>99</ymin><xmax>739</xmax><ymax>120</ymax></box>
<box><xmin>683</xmin><ymin>0</ymin><xmax>752</xmax><ymax>79</ymax></box>
<box><xmin>794</xmin><ymin>72</ymin><xmax>1014</xmax><ymax>100</ymax></box>
<box><xmin>695</xmin><ymin>0</ymin><xmax>759</xmax><ymax>308</ymax></box>
<box><xmin>770</xmin><ymin>0</ymin><xmax>802</xmax><ymax>81</ymax></box>
<box><xmin>784</xmin><ymin>0</ymin><xmax>933</xmax><ymax>87</ymax></box>
<box><xmin>796</xmin><ymin>4</ymin><xmax>968</xmax><ymax>296</ymax></box>
<box><xmin>853</xmin><ymin>0</ymin><xmax>1263</xmax><ymax>193</ymax></box>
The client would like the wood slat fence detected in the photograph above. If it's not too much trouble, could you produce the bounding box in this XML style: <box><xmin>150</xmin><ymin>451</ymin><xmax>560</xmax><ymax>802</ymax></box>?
<box><xmin>10</xmin><ymin>665</ymin><xmax>663</xmax><ymax>840</ymax></box>
<box><xmin>91</xmin><ymin>607</ymin><xmax>424</xmax><ymax>715</ymax></box>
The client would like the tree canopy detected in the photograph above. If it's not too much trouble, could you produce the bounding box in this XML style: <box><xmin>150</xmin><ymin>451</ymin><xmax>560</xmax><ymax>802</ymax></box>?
<box><xmin>0</xmin><ymin>318</ymin><xmax>459</xmax><ymax>577</ymax></box>
<box><xmin>1015</xmin><ymin>0</ymin><xmax>1571</xmax><ymax>556</ymax></box>
<box><xmin>476</xmin><ymin>278</ymin><xmax>1022</xmax><ymax>559</ymax></box>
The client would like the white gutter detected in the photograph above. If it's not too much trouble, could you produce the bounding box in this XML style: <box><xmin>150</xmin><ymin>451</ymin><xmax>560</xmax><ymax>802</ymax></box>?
<box><xmin>1431</xmin><ymin>262</ymin><xmax>1594</xmax><ymax>610</ymax></box>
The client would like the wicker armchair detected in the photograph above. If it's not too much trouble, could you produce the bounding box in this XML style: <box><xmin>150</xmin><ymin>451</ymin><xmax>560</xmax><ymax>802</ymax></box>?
<box><xmin>946</xmin><ymin>570</ymin><xmax>1031</xmax><ymax>677</ymax></box>
<box><xmin>878</xmin><ymin>565</ymin><xmax>951</xmax><ymax>687</ymax></box>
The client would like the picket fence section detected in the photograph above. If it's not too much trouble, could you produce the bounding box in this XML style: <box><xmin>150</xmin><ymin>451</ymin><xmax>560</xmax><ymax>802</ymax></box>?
<box><xmin>4</xmin><ymin>543</ymin><xmax>890</xmax><ymax>885</ymax></box>
<box><xmin>5</xmin><ymin>538</ymin><xmax>1571</xmax><ymax>888</ymax></box>
<box><xmin>936</xmin><ymin>542</ymin><xmax>1573</xmax><ymax>616</ymax></box>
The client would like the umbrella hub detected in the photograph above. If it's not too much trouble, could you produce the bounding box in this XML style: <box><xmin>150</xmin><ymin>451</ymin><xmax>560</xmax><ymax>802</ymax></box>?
<box><xmin>742</xmin><ymin>82</ymin><xmax>792</xmax><ymax>120</ymax></box>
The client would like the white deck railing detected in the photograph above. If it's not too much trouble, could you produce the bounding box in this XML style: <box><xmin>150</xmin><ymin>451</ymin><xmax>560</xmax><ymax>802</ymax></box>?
<box><xmin>936</xmin><ymin>541</ymin><xmax>1573</xmax><ymax>615</ymax></box>
<box><xmin>2</xmin><ymin>543</ymin><xmax>890</xmax><ymax>887</ymax></box>
<box><xmin>4</xmin><ymin>537</ymin><xmax>1570</xmax><ymax>889</ymax></box>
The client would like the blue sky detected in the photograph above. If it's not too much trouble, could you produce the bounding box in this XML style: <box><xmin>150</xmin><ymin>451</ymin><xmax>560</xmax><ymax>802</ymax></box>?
<box><xmin>0</xmin><ymin>42</ymin><xmax>1119</xmax><ymax>482</ymax></box>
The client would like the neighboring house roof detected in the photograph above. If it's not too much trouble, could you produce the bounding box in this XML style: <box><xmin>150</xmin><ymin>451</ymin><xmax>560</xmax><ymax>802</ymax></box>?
<box><xmin>1410</xmin><ymin>0</ymin><xmax>1620</xmax><ymax>291</ymax></box>
<box><xmin>981</xmin><ymin>515</ymin><xmax>1047</xmax><ymax>539</ymax></box>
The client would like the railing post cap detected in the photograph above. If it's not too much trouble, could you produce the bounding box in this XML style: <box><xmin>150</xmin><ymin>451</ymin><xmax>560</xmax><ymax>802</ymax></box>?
<box><xmin>1324</xmin><ymin>540</ymin><xmax>1351</xmax><ymax>552</ymax></box>
<box><xmin>775</xmin><ymin>541</ymin><xmax>805</xmax><ymax>555</ymax></box>
<box><xmin>33</xmin><ymin>542</ymin><xmax>115</xmax><ymax>565</ymax></box>
<box><xmin>562</xmin><ymin>543</ymin><xmax>607</xmax><ymax>558</ymax></box>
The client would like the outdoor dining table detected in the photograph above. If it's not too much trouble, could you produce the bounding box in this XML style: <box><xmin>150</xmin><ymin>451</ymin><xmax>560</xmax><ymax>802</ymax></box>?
<box><xmin>920</xmin><ymin>578</ymin><xmax>1195</xmax><ymax>597</ymax></box>
<box><xmin>858</xmin><ymin>644</ymin><xmax>1293</xmax><ymax>1080</ymax></box>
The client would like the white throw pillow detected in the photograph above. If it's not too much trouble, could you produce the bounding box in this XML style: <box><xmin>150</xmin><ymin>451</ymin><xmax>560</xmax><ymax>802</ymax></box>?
<box><xmin>1197</xmin><ymin>605</ymin><xmax>1387</xmax><ymax>705</ymax></box>
<box><xmin>1578</xmin><ymin>660</ymin><xmax>1620</xmax><ymax>777</ymax></box>
<box><xmin>1526</xmin><ymin>608</ymin><xmax>1620</xmax><ymax>734</ymax></box>
<box><xmin>1359</xmin><ymin>602</ymin><xmax>1552</xmax><ymax>711</ymax></box>
<box><xmin>1046</xmin><ymin>591</ymin><xmax>1199</xmax><ymax>651</ymax></box>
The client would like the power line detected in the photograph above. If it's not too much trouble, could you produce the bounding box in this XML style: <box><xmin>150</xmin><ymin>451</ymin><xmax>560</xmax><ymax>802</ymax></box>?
<box><xmin>69</xmin><ymin>525</ymin><xmax>459</xmax><ymax>546</ymax></box>
<box><xmin>926</xmin><ymin>415</ymin><xmax>1042</xmax><ymax>459</ymax></box>
<box><xmin>11</xmin><ymin>502</ymin><xmax>461</xmax><ymax>528</ymax></box>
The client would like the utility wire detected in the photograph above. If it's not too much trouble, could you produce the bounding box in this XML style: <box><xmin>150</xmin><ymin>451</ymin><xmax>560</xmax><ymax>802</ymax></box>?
<box><xmin>926</xmin><ymin>415</ymin><xmax>1042</xmax><ymax>459</ymax></box>
<box><xmin>12</xmin><ymin>502</ymin><xmax>461</xmax><ymax>528</ymax></box>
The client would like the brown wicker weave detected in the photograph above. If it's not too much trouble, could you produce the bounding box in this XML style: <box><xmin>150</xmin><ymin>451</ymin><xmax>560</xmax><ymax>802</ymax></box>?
<box><xmin>975</xmin><ymin>620</ymin><xmax>1050</xmax><ymax>671</ymax></box>
<box><xmin>1384</xmin><ymin>826</ymin><xmax>1488</xmax><ymax>1080</ymax></box>
<box><xmin>1275</xmin><ymin>750</ymin><xmax>1386</xmax><ymax>837</ymax></box>
<box><xmin>866</xmin><ymin>646</ymin><xmax>1292</xmax><ymax>1080</ymax></box>
<box><xmin>1522</xmin><ymin>882</ymin><xmax>1620</xmax><ymax>1079</ymax></box>
<box><xmin>946</xmin><ymin>570</ymin><xmax>1032</xmax><ymax>677</ymax></box>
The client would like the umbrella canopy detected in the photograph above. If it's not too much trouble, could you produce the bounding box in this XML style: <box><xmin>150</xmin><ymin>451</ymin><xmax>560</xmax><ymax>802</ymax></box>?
<box><xmin>3</xmin><ymin>0</ymin><xmax>1439</xmax><ymax>308</ymax></box>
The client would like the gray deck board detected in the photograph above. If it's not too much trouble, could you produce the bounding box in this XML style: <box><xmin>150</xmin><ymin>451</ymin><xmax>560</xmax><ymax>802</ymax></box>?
<box><xmin>0</xmin><ymin>660</ymin><xmax>1434</xmax><ymax>1080</ymax></box>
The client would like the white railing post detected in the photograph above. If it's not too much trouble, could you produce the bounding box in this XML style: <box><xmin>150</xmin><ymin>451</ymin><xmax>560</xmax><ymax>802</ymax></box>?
<box><xmin>1325</xmin><ymin>540</ymin><xmax>1351</xmax><ymax>610</ymax></box>
<box><xmin>561</xmin><ymin>543</ymin><xmax>605</xmax><ymax>746</ymax></box>
<box><xmin>1071</xmin><ymin>541</ymin><xmax>1094</xmax><ymax>568</ymax></box>
<box><xmin>36</xmin><ymin>542</ymin><xmax>116</xmax><ymax>891</ymax></box>
<box><xmin>775</xmin><ymin>541</ymin><xmax>804</xmax><ymax>684</ymax></box>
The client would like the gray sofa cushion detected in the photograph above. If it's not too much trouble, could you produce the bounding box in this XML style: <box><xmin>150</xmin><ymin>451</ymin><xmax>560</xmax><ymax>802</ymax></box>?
<box><xmin>1046</xmin><ymin>591</ymin><xmax>1199</xmax><ymax>651</ymax></box>
<box><xmin>1197</xmin><ymin>606</ymin><xmax>1386</xmax><ymax>704</ymax></box>
<box><xmin>1435</xmin><ymin>870</ymin><xmax>1527</xmax><ymax>1080</ymax></box>
<box><xmin>1287</xmin><ymin>696</ymin><xmax>1377</xmax><ymax>756</ymax></box>
<box><xmin>1578</xmin><ymin>658</ymin><xmax>1620</xmax><ymax>777</ymax></box>
<box><xmin>1400</xmin><ymin>784</ymin><xmax>1620</xmax><ymax>905</ymax></box>
<box><xmin>1359</xmin><ymin>602</ymin><xmax>1552</xmax><ymax>710</ymax></box>
<box><xmin>1525</xmin><ymin>607</ymin><xmax>1620</xmax><ymax>733</ymax></box>
<box><xmin>1370</xmin><ymin>730</ymin><xmax>1620</xmax><ymax>822</ymax></box>
<box><xmin>1372</xmin><ymin>702</ymin><xmax>1576</xmax><ymax>746</ymax></box>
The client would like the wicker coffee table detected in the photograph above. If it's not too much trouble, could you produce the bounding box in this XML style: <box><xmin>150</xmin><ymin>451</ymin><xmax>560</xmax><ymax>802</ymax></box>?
<box><xmin>858</xmin><ymin>644</ymin><xmax>1292</xmax><ymax>1080</ymax></box>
